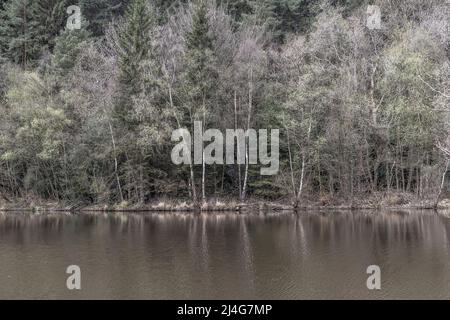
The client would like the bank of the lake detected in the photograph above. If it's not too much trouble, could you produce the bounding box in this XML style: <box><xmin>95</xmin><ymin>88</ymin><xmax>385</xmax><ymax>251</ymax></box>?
<box><xmin>1</xmin><ymin>193</ymin><xmax>450</xmax><ymax>213</ymax></box>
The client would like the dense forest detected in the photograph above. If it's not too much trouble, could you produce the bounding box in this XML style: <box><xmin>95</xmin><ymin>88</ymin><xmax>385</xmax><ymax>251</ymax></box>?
<box><xmin>0</xmin><ymin>0</ymin><xmax>449</xmax><ymax>209</ymax></box>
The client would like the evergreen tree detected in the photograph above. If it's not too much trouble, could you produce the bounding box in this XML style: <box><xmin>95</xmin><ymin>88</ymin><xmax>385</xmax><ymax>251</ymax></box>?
<box><xmin>0</xmin><ymin>0</ymin><xmax>69</xmax><ymax>67</ymax></box>
<box><xmin>52</xmin><ymin>24</ymin><xmax>91</xmax><ymax>76</ymax></box>
<box><xmin>184</xmin><ymin>0</ymin><xmax>217</xmax><ymax>113</ymax></box>
<box><xmin>0</xmin><ymin>0</ymin><xmax>40</xmax><ymax>67</ymax></box>
<box><xmin>34</xmin><ymin>0</ymin><xmax>69</xmax><ymax>50</ymax></box>
<box><xmin>114</xmin><ymin>0</ymin><xmax>154</xmax><ymax>124</ymax></box>
<box><xmin>182</xmin><ymin>0</ymin><xmax>219</xmax><ymax>202</ymax></box>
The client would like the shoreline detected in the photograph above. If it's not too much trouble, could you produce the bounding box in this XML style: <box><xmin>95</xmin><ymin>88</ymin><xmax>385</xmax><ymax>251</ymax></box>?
<box><xmin>1</xmin><ymin>199</ymin><xmax>450</xmax><ymax>213</ymax></box>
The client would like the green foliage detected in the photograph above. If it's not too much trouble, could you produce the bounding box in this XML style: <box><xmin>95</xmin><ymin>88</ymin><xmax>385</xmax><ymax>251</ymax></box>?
<box><xmin>0</xmin><ymin>0</ymin><xmax>41</xmax><ymax>67</ymax></box>
<box><xmin>0</xmin><ymin>0</ymin><xmax>448</xmax><ymax>204</ymax></box>
<box><xmin>0</xmin><ymin>0</ymin><xmax>69</xmax><ymax>67</ymax></box>
<box><xmin>34</xmin><ymin>0</ymin><xmax>69</xmax><ymax>48</ymax></box>
<box><xmin>114</xmin><ymin>0</ymin><xmax>154</xmax><ymax>124</ymax></box>
<box><xmin>52</xmin><ymin>26</ymin><xmax>90</xmax><ymax>76</ymax></box>
<box><xmin>183</xmin><ymin>0</ymin><xmax>218</xmax><ymax>119</ymax></box>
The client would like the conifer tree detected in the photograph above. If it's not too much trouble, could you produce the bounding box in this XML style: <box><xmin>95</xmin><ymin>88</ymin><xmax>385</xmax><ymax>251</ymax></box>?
<box><xmin>0</xmin><ymin>0</ymin><xmax>40</xmax><ymax>67</ymax></box>
<box><xmin>183</xmin><ymin>0</ymin><xmax>218</xmax><ymax>203</ymax></box>
<box><xmin>0</xmin><ymin>0</ymin><xmax>69</xmax><ymax>67</ymax></box>
<box><xmin>114</xmin><ymin>0</ymin><xmax>154</xmax><ymax>124</ymax></box>
<box><xmin>52</xmin><ymin>23</ymin><xmax>91</xmax><ymax>76</ymax></box>
<box><xmin>34</xmin><ymin>0</ymin><xmax>69</xmax><ymax>50</ymax></box>
<box><xmin>184</xmin><ymin>0</ymin><xmax>217</xmax><ymax>112</ymax></box>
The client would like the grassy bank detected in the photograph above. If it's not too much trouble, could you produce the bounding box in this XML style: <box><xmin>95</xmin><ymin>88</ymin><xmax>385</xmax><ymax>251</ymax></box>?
<box><xmin>1</xmin><ymin>192</ymin><xmax>450</xmax><ymax>213</ymax></box>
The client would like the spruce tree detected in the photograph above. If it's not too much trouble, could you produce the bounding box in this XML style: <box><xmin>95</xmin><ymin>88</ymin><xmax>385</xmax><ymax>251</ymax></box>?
<box><xmin>183</xmin><ymin>0</ymin><xmax>218</xmax><ymax>203</ymax></box>
<box><xmin>52</xmin><ymin>24</ymin><xmax>91</xmax><ymax>76</ymax></box>
<box><xmin>184</xmin><ymin>0</ymin><xmax>217</xmax><ymax>114</ymax></box>
<box><xmin>0</xmin><ymin>0</ymin><xmax>40</xmax><ymax>67</ymax></box>
<box><xmin>114</xmin><ymin>0</ymin><xmax>154</xmax><ymax>125</ymax></box>
<box><xmin>34</xmin><ymin>0</ymin><xmax>69</xmax><ymax>50</ymax></box>
<box><xmin>0</xmin><ymin>0</ymin><xmax>69</xmax><ymax>67</ymax></box>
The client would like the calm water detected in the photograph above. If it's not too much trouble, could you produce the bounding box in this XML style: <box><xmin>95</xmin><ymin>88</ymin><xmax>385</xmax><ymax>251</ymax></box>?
<box><xmin>0</xmin><ymin>210</ymin><xmax>449</xmax><ymax>299</ymax></box>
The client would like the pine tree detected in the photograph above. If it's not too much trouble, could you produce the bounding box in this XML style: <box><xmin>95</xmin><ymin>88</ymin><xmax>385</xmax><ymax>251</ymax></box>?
<box><xmin>114</xmin><ymin>0</ymin><xmax>154</xmax><ymax>124</ymax></box>
<box><xmin>0</xmin><ymin>0</ymin><xmax>69</xmax><ymax>67</ymax></box>
<box><xmin>184</xmin><ymin>0</ymin><xmax>217</xmax><ymax>110</ymax></box>
<box><xmin>34</xmin><ymin>0</ymin><xmax>69</xmax><ymax>50</ymax></box>
<box><xmin>52</xmin><ymin>24</ymin><xmax>91</xmax><ymax>76</ymax></box>
<box><xmin>183</xmin><ymin>0</ymin><xmax>218</xmax><ymax>203</ymax></box>
<box><xmin>0</xmin><ymin>0</ymin><xmax>40</xmax><ymax>67</ymax></box>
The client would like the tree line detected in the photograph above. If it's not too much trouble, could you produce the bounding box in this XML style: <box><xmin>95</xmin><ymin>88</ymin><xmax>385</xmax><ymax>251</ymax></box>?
<box><xmin>0</xmin><ymin>0</ymin><xmax>449</xmax><ymax>208</ymax></box>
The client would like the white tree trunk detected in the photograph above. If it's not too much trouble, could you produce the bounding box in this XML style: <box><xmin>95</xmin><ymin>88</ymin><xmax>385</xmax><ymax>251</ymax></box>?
<box><xmin>242</xmin><ymin>67</ymin><xmax>253</xmax><ymax>201</ymax></box>
<box><xmin>235</xmin><ymin>90</ymin><xmax>242</xmax><ymax>199</ymax></box>
<box><xmin>435</xmin><ymin>160</ymin><xmax>449</xmax><ymax>208</ymax></box>
<box><xmin>109</xmin><ymin>121</ymin><xmax>124</xmax><ymax>202</ymax></box>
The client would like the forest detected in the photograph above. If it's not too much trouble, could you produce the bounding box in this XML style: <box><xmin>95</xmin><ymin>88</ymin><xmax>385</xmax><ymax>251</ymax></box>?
<box><xmin>0</xmin><ymin>0</ymin><xmax>449</xmax><ymax>210</ymax></box>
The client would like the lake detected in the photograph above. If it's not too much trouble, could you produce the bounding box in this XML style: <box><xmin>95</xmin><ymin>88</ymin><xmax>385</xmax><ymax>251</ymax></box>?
<box><xmin>0</xmin><ymin>209</ymin><xmax>449</xmax><ymax>299</ymax></box>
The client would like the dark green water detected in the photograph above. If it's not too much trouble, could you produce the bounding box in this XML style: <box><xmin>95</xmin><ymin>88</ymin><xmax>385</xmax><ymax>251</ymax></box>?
<box><xmin>0</xmin><ymin>210</ymin><xmax>449</xmax><ymax>299</ymax></box>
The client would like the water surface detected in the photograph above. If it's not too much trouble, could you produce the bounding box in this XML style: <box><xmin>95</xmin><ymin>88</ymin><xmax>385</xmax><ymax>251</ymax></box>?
<box><xmin>0</xmin><ymin>210</ymin><xmax>449</xmax><ymax>299</ymax></box>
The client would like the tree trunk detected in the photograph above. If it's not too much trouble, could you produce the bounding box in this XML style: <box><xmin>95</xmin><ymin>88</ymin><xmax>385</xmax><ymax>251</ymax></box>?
<box><xmin>284</xmin><ymin>121</ymin><xmax>297</xmax><ymax>204</ymax></box>
<box><xmin>242</xmin><ymin>67</ymin><xmax>253</xmax><ymax>201</ymax></box>
<box><xmin>202</xmin><ymin>97</ymin><xmax>206</xmax><ymax>204</ymax></box>
<box><xmin>169</xmin><ymin>85</ymin><xmax>197</xmax><ymax>204</ymax></box>
<box><xmin>234</xmin><ymin>90</ymin><xmax>242</xmax><ymax>199</ymax></box>
<box><xmin>434</xmin><ymin>160</ymin><xmax>449</xmax><ymax>208</ymax></box>
<box><xmin>109</xmin><ymin>121</ymin><xmax>124</xmax><ymax>203</ymax></box>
